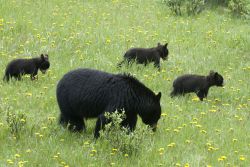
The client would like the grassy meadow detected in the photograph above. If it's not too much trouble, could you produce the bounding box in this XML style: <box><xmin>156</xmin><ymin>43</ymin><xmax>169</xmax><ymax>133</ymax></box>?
<box><xmin>0</xmin><ymin>0</ymin><xmax>250</xmax><ymax>166</ymax></box>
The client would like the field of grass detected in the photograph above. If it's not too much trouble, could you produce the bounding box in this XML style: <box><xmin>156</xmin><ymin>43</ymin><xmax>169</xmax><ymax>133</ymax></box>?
<box><xmin>0</xmin><ymin>0</ymin><xmax>249</xmax><ymax>166</ymax></box>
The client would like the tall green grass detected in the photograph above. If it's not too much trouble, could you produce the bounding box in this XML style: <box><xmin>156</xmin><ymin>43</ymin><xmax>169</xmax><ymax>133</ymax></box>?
<box><xmin>0</xmin><ymin>0</ymin><xmax>249</xmax><ymax>166</ymax></box>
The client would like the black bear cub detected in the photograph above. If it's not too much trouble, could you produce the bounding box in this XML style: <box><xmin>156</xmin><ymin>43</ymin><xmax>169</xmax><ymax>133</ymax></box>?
<box><xmin>3</xmin><ymin>54</ymin><xmax>50</xmax><ymax>81</ymax></box>
<box><xmin>56</xmin><ymin>68</ymin><xmax>162</xmax><ymax>138</ymax></box>
<box><xmin>117</xmin><ymin>42</ymin><xmax>169</xmax><ymax>69</ymax></box>
<box><xmin>170</xmin><ymin>71</ymin><xmax>224</xmax><ymax>101</ymax></box>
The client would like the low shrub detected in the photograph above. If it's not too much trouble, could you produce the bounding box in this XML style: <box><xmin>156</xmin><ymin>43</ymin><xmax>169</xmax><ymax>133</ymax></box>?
<box><xmin>164</xmin><ymin>0</ymin><xmax>205</xmax><ymax>16</ymax></box>
<box><xmin>6</xmin><ymin>111</ymin><xmax>27</xmax><ymax>139</ymax></box>
<box><xmin>164</xmin><ymin>0</ymin><xmax>250</xmax><ymax>18</ymax></box>
<box><xmin>228</xmin><ymin>0</ymin><xmax>250</xmax><ymax>18</ymax></box>
<box><xmin>186</xmin><ymin>0</ymin><xmax>205</xmax><ymax>15</ymax></box>
<box><xmin>99</xmin><ymin>111</ymin><xmax>152</xmax><ymax>155</ymax></box>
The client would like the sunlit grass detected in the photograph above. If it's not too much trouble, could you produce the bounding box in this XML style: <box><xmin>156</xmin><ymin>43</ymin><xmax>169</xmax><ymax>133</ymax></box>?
<box><xmin>0</xmin><ymin>0</ymin><xmax>249</xmax><ymax>166</ymax></box>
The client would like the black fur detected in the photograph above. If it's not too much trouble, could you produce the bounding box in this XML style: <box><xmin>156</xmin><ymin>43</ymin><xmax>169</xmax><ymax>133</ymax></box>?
<box><xmin>170</xmin><ymin>71</ymin><xmax>224</xmax><ymax>101</ymax></box>
<box><xmin>117</xmin><ymin>43</ymin><xmax>169</xmax><ymax>68</ymax></box>
<box><xmin>3</xmin><ymin>54</ymin><xmax>50</xmax><ymax>82</ymax></box>
<box><xmin>56</xmin><ymin>68</ymin><xmax>162</xmax><ymax>138</ymax></box>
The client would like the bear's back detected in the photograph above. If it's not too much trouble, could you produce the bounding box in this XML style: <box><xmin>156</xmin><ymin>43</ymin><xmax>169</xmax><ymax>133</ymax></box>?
<box><xmin>57</xmin><ymin>68</ymin><xmax>157</xmax><ymax>111</ymax></box>
<box><xmin>6</xmin><ymin>59</ymin><xmax>34</xmax><ymax>73</ymax></box>
<box><xmin>173</xmin><ymin>74</ymin><xmax>207</xmax><ymax>91</ymax></box>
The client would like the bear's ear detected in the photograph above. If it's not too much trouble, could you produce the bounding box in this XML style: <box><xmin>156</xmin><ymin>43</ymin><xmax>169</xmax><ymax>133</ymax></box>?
<box><xmin>214</xmin><ymin>72</ymin><xmax>219</xmax><ymax>78</ymax></box>
<box><xmin>157</xmin><ymin>43</ymin><xmax>161</xmax><ymax>46</ymax></box>
<box><xmin>164</xmin><ymin>43</ymin><xmax>168</xmax><ymax>48</ymax></box>
<box><xmin>209</xmin><ymin>70</ymin><xmax>215</xmax><ymax>76</ymax></box>
<box><xmin>41</xmin><ymin>54</ymin><xmax>45</xmax><ymax>60</ymax></box>
<box><xmin>156</xmin><ymin>92</ymin><xmax>161</xmax><ymax>101</ymax></box>
<box><xmin>44</xmin><ymin>54</ymin><xmax>49</xmax><ymax>60</ymax></box>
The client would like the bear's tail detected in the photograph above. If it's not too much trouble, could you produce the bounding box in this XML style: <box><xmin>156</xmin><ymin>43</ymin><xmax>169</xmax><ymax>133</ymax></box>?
<box><xmin>3</xmin><ymin>72</ymin><xmax>10</xmax><ymax>82</ymax></box>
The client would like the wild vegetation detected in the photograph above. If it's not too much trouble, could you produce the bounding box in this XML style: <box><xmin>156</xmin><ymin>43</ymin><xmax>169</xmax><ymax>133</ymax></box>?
<box><xmin>0</xmin><ymin>0</ymin><xmax>249</xmax><ymax>166</ymax></box>
<box><xmin>165</xmin><ymin>0</ymin><xmax>250</xmax><ymax>18</ymax></box>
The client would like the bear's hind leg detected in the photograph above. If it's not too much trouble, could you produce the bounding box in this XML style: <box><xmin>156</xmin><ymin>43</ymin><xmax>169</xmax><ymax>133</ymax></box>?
<box><xmin>170</xmin><ymin>89</ymin><xmax>178</xmax><ymax>97</ymax></box>
<box><xmin>68</xmin><ymin>116</ymin><xmax>85</xmax><ymax>132</ymax></box>
<box><xmin>59</xmin><ymin>113</ymin><xmax>85</xmax><ymax>132</ymax></box>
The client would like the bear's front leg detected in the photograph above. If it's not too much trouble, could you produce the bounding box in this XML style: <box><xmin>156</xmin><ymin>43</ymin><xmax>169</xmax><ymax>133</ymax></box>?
<box><xmin>197</xmin><ymin>91</ymin><xmax>205</xmax><ymax>101</ymax></box>
<box><xmin>204</xmin><ymin>89</ymin><xmax>209</xmax><ymax>98</ymax></box>
<box><xmin>94</xmin><ymin>114</ymin><xmax>108</xmax><ymax>139</ymax></box>
<box><xmin>30</xmin><ymin>69</ymin><xmax>38</xmax><ymax>80</ymax></box>
<box><xmin>30</xmin><ymin>75</ymin><xmax>36</xmax><ymax>80</ymax></box>
<box><xmin>154</xmin><ymin>59</ymin><xmax>160</xmax><ymax>69</ymax></box>
<box><xmin>121</xmin><ymin>115</ymin><xmax>137</xmax><ymax>132</ymax></box>
<box><xmin>16</xmin><ymin>75</ymin><xmax>22</xmax><ymax>81</ymax></box>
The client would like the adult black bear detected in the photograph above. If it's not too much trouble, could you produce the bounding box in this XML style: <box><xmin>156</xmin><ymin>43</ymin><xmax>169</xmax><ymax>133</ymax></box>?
<box><xmin>170</xmin><ymin>71</ymin><xmax>224</xmax><ymax>101</ymax></box>
<box><xmin>56</xmin><ymin>68</ymin><xmax>162</xmax><ymax>138</ymax></box>
<box><xmin>117</xmin><ymin>43</ymin><xmax>169</xmax><ymax>69</ymax></box>
<box><xmin>3</xmin><ymin>54</ymin><xmax>50</xmax><ymax>82</ymax></box>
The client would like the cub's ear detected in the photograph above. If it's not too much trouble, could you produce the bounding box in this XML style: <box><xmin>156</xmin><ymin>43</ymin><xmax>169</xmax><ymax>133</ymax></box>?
<box><xmin>214</xmin><ymin>72</ymin><xmax>219</xmax><ymax>78</ymax></box>
<box><xmin>164</xmin><ymin>43</ymin><xmax>168</xmax><ymax>47</ymax></box>
<box><xmin>209</xmin><ymin>70</ymin><xmax>215</xmax><ymax>76</ymax></box>
<box><xmin>41</xmin><ymin>54</ymin><xmax>45</xmax><ymax>60</ymax></box>
<box><xmin>44</xmin><ymin>54</ymin><xmax>49</xmax><ymax>60</ymax></box>
<box><xmin>209</xmin><ymin>71</ymin><xmax>219</xmax><ymax>79</ymax></box>
<box><xmin>156</xmin><ymin>92</ymin><xmax>161</xmax><ymax>101</ymax></box>
<box><xmin>157</xmin><ymin>42</ymin><xmax>161</xmax><ymax>46</ymax></box>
